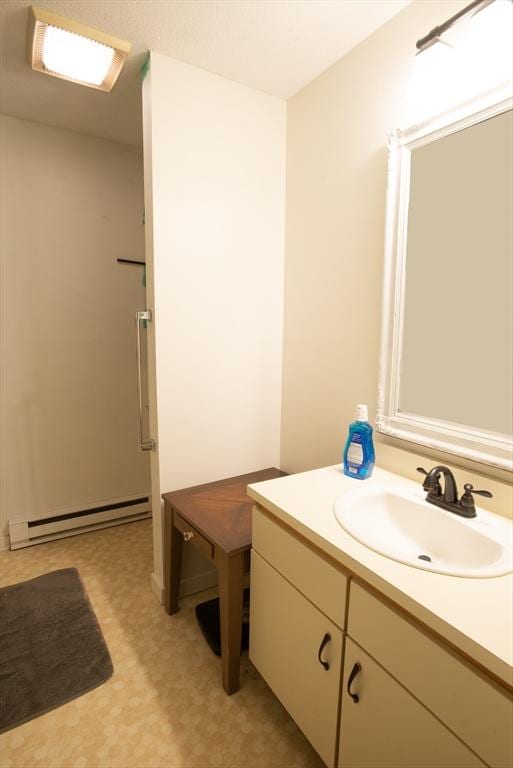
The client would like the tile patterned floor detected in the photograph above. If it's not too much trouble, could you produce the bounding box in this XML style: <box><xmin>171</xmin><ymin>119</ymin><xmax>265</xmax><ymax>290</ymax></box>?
<box><xmin>0</xmin><ymin>520</ymin><xmax>324</xmax><ymax>768</ymax></box>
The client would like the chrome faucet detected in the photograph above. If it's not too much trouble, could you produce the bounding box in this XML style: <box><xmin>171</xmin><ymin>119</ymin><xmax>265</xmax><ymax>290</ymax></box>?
<box><xmin>416</xmin><ymin>465</ymin><xmax>492</xmax><ymax>518</ymax></box>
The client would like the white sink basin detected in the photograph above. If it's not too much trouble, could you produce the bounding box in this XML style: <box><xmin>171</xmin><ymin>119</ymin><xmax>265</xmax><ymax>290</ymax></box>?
<box><xmin>334</xmin><ymin>485</ymin><xmax>513</xmax><ymax>578</ymax></box>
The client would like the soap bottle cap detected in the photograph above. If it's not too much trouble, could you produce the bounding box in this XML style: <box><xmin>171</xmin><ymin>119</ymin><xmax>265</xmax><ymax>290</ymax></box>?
<box><xmin>356</xmin><ymin>404</ymin><xmax>368</xmax><ymax>421</ymax></box>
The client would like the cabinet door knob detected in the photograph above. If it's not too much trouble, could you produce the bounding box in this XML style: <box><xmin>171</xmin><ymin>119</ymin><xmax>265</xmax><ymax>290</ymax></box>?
<box><xmin>183</xmin><ymin>530</ymin><xmax>194</xmax><ymax>542</ymax></box>
<box><xmin>347</xmin><ymin>662</ymin><xmax>361</xmax><ymax>703</ymax></box>
<box><xmin>317</xmin><ymin>632</ymin><xmax>331</xmax><ymax>670</ymax></box>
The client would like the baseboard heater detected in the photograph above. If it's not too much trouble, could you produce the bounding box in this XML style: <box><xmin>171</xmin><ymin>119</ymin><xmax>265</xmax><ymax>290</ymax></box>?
<box><xmin>9</xmin><ymin>495</ymin><xmax>151</xmax><ymax>550</ymax></box>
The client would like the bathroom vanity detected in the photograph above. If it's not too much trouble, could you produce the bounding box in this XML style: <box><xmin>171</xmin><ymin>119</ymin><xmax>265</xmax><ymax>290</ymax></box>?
<box><xmin>247</xmin><ymin>466</ymin><xmax>513</xmax><ymax>768</ymax></box>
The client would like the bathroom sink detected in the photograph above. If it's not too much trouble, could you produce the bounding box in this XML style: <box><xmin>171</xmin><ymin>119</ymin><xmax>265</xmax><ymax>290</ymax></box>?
<box><xmin>334</xmin><ymin>485</ymin><xmax>513</xmax><ymax>578</ymax></box>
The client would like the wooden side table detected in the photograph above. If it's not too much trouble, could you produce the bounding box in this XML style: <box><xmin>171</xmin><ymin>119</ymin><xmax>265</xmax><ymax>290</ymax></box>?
<box><xmin>162</xmin><ymin>467</ymin><xmax>285</xmax><ymax>694</ymax></box>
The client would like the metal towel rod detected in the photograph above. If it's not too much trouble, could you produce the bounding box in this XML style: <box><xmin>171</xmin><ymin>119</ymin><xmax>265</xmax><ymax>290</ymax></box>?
<box><xmin>135</xmin><ymin>310</ymin><xmax>156</xmax><ymax>451</ymax></box>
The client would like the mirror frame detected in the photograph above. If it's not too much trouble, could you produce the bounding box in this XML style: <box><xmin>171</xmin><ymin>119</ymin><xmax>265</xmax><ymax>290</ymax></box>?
<box><xmin>377</xmin><ymin>90</ymin><xmax>513</xmax><ymax>471</ymax></box>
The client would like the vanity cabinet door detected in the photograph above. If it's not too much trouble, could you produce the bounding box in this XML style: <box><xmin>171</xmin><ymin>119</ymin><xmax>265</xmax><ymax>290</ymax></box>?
<box><xmin>348</xmin><ymin>582</ymin><xmax>513</xmax><ymax>767</ymax></box>
<box><xmin>338</xmin><ymin>639</ymin><xmax>486</xmax><ymax>768</ymax></box>
<box><xmin>250</xmin><ymin>550</ymin><xmax>343</xmax><ymax>767</ymax></box>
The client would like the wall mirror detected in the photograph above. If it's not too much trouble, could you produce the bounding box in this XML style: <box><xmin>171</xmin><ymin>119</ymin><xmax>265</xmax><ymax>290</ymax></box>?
<box><xmin>377</xmin><ymin>93</ymin><xmax>513</xmax><ymax>470</ymax></box>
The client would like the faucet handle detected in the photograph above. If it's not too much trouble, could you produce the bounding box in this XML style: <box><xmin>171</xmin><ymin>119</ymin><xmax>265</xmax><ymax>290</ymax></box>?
<box><xmin>416</xmin><ymin>466</ymin><xmax>441</xmax><ymax>495</ymax></box>
<box><xmin>462</xmin><ymin>483</ymin><xmax>493</xmax><ymax>499</ymax></box>
<box><xmin>459</xmin><ymin>483</ymin><xmax>493</xmax><ymax>518</ymax></box>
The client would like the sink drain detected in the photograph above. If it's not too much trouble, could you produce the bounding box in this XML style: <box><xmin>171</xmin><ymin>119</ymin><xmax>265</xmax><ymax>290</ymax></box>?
<box><xmin>418</xmin><ymin>554</ymin><xmax>432</xmax><ymax>562</ymax></box>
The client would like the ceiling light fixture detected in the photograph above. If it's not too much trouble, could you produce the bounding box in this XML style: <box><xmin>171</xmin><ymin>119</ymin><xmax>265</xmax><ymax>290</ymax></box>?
<box><xmin>27</xmin><ymin>6</ymin><xmax>131</xmax><ymax>92</ymax></box>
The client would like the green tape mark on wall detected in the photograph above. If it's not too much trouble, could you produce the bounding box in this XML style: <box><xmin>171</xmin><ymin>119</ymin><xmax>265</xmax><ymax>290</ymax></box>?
<box><xmin>141</xmin><ymin>51</ymin><xmax>150</xmax><ymax>81</ymax></box>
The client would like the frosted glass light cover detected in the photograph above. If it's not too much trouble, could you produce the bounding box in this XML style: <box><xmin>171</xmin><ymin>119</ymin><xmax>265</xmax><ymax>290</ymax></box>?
<box><xmin>407</xmin><ymin>40</ymin><xmax>458</xmax><ymax>124</ymax></box>
<box><xmin>462</xmin><ymin>0</ymin><xmax>513</xmax><ymax>95</ymax></box>
<box><xmin>407</xmin><ymin>0</ymin><xmax>513</xmax><ymax>125</ymax></box>
<box><xmin>27</xmin><ymin>6</ymin><xmax>131</xmax><ymax>92</ymax></box>
<box><xmin>42</xmin><ymin>25</ymin><xmax>115</xmax><ymax>86</ymax></box>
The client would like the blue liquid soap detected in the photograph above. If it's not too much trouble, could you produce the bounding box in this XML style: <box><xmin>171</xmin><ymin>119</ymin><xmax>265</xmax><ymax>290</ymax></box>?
<box><xmin>343</xmin><ymin>404</ymin><xmax>375</xmax><ymax>480</ymax></box>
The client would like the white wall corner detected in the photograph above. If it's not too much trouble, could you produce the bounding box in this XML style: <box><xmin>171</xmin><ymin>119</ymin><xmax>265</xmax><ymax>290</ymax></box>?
<box><xmin>142</xmin><ymin>53</ymin><xmax>286</xmax><ymax>592</ymax></box>
<box><xmin>150</xmin><ymin>571</ymin><xmax>164</xmax><ymax>604</ymax></box>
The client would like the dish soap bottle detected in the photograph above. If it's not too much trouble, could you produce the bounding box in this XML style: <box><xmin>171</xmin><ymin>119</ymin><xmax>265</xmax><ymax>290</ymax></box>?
<box><xmin>343</xmin><ymin>404</ymin><xmax>375</xmax><ymax>480</ymax></box>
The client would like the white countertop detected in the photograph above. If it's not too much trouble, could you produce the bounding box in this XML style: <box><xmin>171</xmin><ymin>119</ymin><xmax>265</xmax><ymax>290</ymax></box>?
<box><xmin>248</xmin><ymin>465</ymin><xmax>513</xmax><ymax>688</ymax></box>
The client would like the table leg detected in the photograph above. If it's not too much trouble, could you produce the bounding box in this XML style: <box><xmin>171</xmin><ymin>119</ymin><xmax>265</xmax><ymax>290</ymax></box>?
<box><xmin>164</xmin><ymin>503</ymin><xmax>183</xmax><ymax>615</ymax></box>
<box><xmin>217</xmin><ymin>550</ymin><xmax>245</xmax><ymax>695</ymax></box>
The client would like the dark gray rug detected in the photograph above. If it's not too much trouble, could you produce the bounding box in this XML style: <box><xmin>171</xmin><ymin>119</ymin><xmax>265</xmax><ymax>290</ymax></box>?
<box><xmin>0</xmin><ymin>567</ymin><xmax>113</xmax><ymax>733</ymax></box>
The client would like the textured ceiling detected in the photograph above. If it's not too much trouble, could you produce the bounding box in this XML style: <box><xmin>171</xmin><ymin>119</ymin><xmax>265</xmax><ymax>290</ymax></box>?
<box><xmin>0</xmin><ymin>0</ymin><xmax>410</xmax><ymax>146</ymax></box>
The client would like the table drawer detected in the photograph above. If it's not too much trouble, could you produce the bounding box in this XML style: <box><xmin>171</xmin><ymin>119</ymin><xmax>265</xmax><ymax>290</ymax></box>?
<box><xmin>348</xmin><ymin>581</ymin><xmax>513</xmax><ymax>768</ymax></box>
<box><xmin>173</xmin><ymin>511</ymin><xmax>214</xmax><ymax>560</ymax></box>
<box><xmin>252</xmin><ymin>505</ymin><xmax>347</xmax><ymax>628</ymax></box>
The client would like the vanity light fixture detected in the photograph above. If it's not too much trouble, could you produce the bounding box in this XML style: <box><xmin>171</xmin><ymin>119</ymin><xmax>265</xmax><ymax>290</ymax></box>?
<box><xmin>415</xmin><ymin>0</ymin><xmax>496</xmax><ymax>53</ymax></box>
<box><xmin>26</xmin><ymin>6</ymin><xmax>131</xmax><ymax>91</ymax></box>
<box><xmin>410</xmin><ymin>0</ymin><xmax>512</xmax><ymax>123</ymax></box>
<box><xmin>408</xmin><ymin>36</ymin><xmax>458</xmax><ymax>123</ymax></box>
<box><xmin>461</xmin><ymin>0</ymin><xmax>513</xmax><ymax>93</ymax></box>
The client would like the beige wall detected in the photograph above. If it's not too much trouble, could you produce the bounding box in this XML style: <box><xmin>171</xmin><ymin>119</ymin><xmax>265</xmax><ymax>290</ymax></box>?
<box><xmin>142</xmin><ymin>54</ymin><xmax>286</xmax><ymax>599</ymax></box>
<box><xmin>0</xmin><ymin>115</ymin><xmax>150</xmax><ymax>548</ymax></box>
<box><xmin>281</xmin><ymin>0</ymin><xmax>512</xmax><ymax>498</ymax></box>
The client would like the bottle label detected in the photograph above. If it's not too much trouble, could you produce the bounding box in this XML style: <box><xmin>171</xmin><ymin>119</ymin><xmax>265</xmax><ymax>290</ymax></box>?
<box><xmin>347</xmin><ymin>441</ymin><xmax>364</xmax><ymax>466</ymax></box>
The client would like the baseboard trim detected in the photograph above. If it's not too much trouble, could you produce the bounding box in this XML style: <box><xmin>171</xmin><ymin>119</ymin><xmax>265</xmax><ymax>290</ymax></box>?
<box><xmin>0</xmin><ymin>535</ymin><xmax>9</xmax><ymax>552</ymax></box>
<box><xmin>150</xmin><ymin>571</ymin><xmax>164</xmax><ymax>604</ymax></box>
<box><xmin>179</xmin><ymin>567</ymin><xmax>218</xmax><ymax>598</ymax></box>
